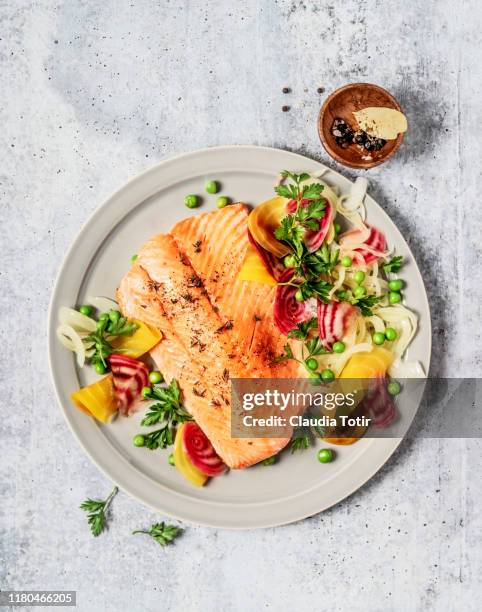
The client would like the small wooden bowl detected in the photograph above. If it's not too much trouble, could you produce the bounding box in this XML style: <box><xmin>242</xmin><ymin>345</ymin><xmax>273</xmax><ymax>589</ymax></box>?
<box><xmin>318</xmin><ymin>83</ymin><xmax>405</xmax><ymax>169</ymax></box>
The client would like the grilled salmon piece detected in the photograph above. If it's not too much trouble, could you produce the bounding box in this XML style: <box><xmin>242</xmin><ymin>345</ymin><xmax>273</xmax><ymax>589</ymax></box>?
<box><xmin>171</xmin><ymin>204</ymin><xmax>304</xmax><ymax>378</ymax></box>
<box><xmin>117</xmin><ymin>235</ymin><xmax>290</xmax><ymax>468</ymax></box>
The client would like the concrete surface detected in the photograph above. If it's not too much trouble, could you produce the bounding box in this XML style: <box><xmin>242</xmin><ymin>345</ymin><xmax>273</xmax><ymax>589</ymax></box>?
<box><xmin>1</xmin><ymin>1</ymin><xmax>482</xmax><ymax>610</ymax></box>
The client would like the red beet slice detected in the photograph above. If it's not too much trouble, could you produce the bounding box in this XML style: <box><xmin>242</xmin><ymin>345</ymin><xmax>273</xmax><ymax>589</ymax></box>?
<box><xmin>317</xmin><ymin>301</ymin><xmax>358</xmax><ymax>350</ymax></box>
<box><xmin>273</xmin><ymin>269</ymin><xmax>307</xmax><ymax>335</ymax></box>
<box><xmin>339</xmin><ymin>224</ymin><xmax>386</xmax><ymax>266</ymax></box>
<box><xmin>182</xmin><ymin>422</ymin><xmax>226</xmax><ymax>476</ymax></box>
<box><xmin>108</xmin><ymin>354</ymin><xmax>149</xmax><ymax>415</ymax></box>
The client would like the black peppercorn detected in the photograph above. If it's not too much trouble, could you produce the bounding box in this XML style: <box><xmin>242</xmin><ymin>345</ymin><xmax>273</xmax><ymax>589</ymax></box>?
<box><xmin>282</xmin><ymin>105</ymin><xmax>290</xmax><ymax>112</ymax></box>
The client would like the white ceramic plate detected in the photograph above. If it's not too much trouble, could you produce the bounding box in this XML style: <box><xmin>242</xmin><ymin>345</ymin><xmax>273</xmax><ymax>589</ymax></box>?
<box><xmin>48</xmin><ymin>146</ymin><xmax>431</xmax><ymax>529</ymax></box>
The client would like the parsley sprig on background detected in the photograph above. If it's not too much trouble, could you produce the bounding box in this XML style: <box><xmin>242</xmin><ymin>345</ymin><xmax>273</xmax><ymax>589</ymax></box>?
<box><xmin>80</xmin><ymin>486</ymin><xmax>118</xmax><ymax>537</ymax></box>
<box><xmin>132</xmin><ymin>522</ymin><xmax>182</xmax><ymax>547</ymax></box>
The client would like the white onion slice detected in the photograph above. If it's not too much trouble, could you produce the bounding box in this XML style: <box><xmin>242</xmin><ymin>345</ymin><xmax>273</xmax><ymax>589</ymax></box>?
<box><xmin>367</xmin><ymin>315</ymin><xmax>385</xmax><ymax>333</ymax></box>
<box><xmin>56</xmin><ymin>324</ymin><xmax>86</xmax><ymax>367</ymax></box>
<box><xmin>58</xmin><ymin>307</ymin><xmax>96</xmax><ymax>332</ymax></box>
<box><xmin>87</xmin><ymin>296</ymin><xmax>118</xmax><ymax>312</ymax></box>
<box><xmin>389</xmin><ymin>359</ymin><xmax>425</xmax><ymax>379</ymax></box>
<box><xmin>343</xmin><ymin>177</ymin><xmax>368</xmax><ymax>211</ymax></box>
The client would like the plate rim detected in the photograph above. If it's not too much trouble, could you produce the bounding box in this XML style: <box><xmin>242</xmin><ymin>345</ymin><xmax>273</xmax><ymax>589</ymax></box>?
<box><xmin>47</xmin><ymin>145</ymin><xmax>432</xmax><ymax>529</ymax></box>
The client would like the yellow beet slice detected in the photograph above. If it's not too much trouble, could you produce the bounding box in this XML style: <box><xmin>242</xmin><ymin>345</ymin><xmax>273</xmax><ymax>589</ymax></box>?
<box><xmin>111</xmin><ymin>320</ymin><xmax>162</xmax><ymax>358</ymax></box>
<box><xmin>340</xmin><ymin>347</ymin><xmax>393</xmax><ymax>379</ymax></box>
<box><xmin>237</xmin><ymin>244</ymin><xmax>277</xmax><ymax>286</ymax></box>
<box><xmin>71</xmin><ymin>375</ymin><xmax>118</xmax><ymax>423</ymax></box>
<box><xmin>173</xmin><ymin>423</ymin><xmax>208</xmax><ymax>487</ymax></box>
<box><xmin>248</xmin><ymin>196</ymin><xmax>290</xmax><ymax>258</ymax></box>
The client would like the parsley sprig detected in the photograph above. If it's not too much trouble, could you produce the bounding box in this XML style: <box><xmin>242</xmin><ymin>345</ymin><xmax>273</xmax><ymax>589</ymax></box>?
<box><xmin>275</xmin><ymin>319</ymin><xmax>330</xmax><ymax>372</ymax></box>
<box><xmin>352</xmin><ymin>294</ymin><xmax>383</xmax><ymax>317</ymax></box>
<box><xmin>290</xmin><ymin>430</ymin><xmax>311</xmax><ymax>453</ymax></box>
<box><xmin>133</xmin><ymin>522</ymin><xmax>182</xmax><ymax>547</ymax></box>
<box><xmin>137</xmin><ymin>380</ymin><xmax>192</xmax><ymax>450</ymax></box>
<box><xmin>274</xmin><ymin>172</ymin><xmax>337</xmax><ymax>303</ymax></box>
<box><xmin>80</xmin><ymin>486</ymin><xmax>118</xmax><ymax>537</ymax></box>
<box><xmin>83</xmin><ymin>313</ymin><xmax>139</xmax><ymax>370</ymax></box>
<box><xmin>383</xmin><ymin>255</ymin><xmax>404</xmax><ymax>274</ymax></box>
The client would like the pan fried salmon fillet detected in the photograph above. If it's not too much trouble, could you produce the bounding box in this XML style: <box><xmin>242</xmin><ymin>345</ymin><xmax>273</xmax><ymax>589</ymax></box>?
<box><xmin>117</xmin><ymin>205</ymin><xmax>302</xmax><ymax>468</ymax></box>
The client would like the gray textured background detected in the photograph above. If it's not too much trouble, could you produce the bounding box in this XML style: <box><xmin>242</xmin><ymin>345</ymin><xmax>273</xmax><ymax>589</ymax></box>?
<box><xmin>1</xmin><ymin>1</ymin><xmax>482</xmax><ymax>611</ymax></box>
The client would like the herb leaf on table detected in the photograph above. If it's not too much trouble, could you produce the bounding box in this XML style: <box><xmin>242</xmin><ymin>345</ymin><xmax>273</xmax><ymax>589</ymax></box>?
<box><xmin>80</xmin><ymin>486</ymin><xmax>118</xmax><ymax>537</ymax></box>
<box><xmin>132</xmin><ymin>522</ymin><xmax>182</xmax><ymax>547</ymax></box>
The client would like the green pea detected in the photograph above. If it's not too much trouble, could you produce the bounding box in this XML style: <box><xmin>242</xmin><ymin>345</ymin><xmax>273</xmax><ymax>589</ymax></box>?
<box><xmin>168</xmin><ymin>453</ymin><xmax>175</xmax><ymax>466</ymax></box>
<box><xmin>317</xmin><ymin>448</ymin><xmax>334</xmax><ymax>463</ymax></box>
<box><xmin>321</xmin><ymin>369</ymin><xmax>335</xmax><ymax>382</ymax></box>
<box><xmin>337</xmin><ymin>290</ymin><xmax>347</xmax><ymax>300</ymax></box>
<box><xmin>284</xmin><ymin>254</ymin><xmax>296</xmax><ymax>268</ymax></box>
<box><xmin>305</xmin><ymin>357</ymin><xmax>318</xmax><ymax>371</ymax></box>
<box><xmin>133</xmin><ymin>434</ymin><xmax>145</xmax><ymax>447</ymax></box>
<box><xmin>79</xmin><ymin>304</ymin><xmax>93</xmax><ymax>317</ymax></box>
<box><xmin>184</xmin><ymin>194</ymin><xmax>199</xmax><ymax>208</ymax></box>
<box><xmin>389</xmin><ymin>291</ymin><xmax>402</xmax><ymax>304</ymax></box>
<box><xmin>94</xmin><ymin>362</ymin><xmax>106</xmax><ymax>375</ymax></box>
<box><xmin>262</xmin><ymin>456</ymin><xmax>276</xmax><ymax>466</ymax></box>
<box><xmin>205</xmin><ymin>180</ymin><xmax>218</xmax><ymax>194</ymax></box>
<box><xmin>141</xmin><ymin>386</ymin><xmax>152</xmax><ymax>399</ymax></box>
<box><xmin>341</xmin><ymin>256</ymin><xmax>352</xmax><ymax>267</ymax></box>
<box><xmin>216</xmin><ymin>196</ymin><xmax>229</xmax><ymax>209</ymax></box>
<box><xmin>334</xmin><ymin>222</ymin><xmax>341</xmax><ymax>234</ymax></box>
<box><xmin>109</xmin><ymin>309</ymin><xmax>121</xmax><ymax>323</ymax></box>
<box><xmin>372</xmin><ymin>332</ymin><xmax>385</xmax><ymax>345</ymax></box>
<box><xmin>385</xmin><ymin>327</ymin><xmax>397</xmax><ymax>341</ymax></box>
<box><xmin>387</xmin><ymin>380</ymin><xmax>401</xmax><ymax>396</ymax></box>
<box><xmin>295</xmin><ymin>289</ymin><xmax>304</xmax><ymax>302</ymax></box>
<box><xmin>388</xmin><ymin>279</ymin><xmax>404</xmax><ymax>292</ymax></box>
<box><xmin>130</xmin><ymin>254</ymin><xmax>138</xmax><ymax>264</ymax></box>
<box><xmin>354</xmin><ymin>270</ymin><xmax>366</xmax><ymax>284</ymax></box>
<box><xmin>353</xmin><ymin>286</ymin><xmax>366</xmax><ymax>298</ymax></box>
<box><xmin>99</xmin><ymin>313</ymin><xmax>109</xmax><ymax>322</ymax></box>
<box><xmin>332</xmin><ymin>341</ymin><xmax>345</xmax><ymax>353</ymax></box>
<box><xmin>149</xmin><ymin>371</ymin><xmax>163</xmax><ymax>384</ymax></box>
<box><xmin>309</xmin><ymin>372</ymin><xmax>322</xmax><ymax>380</ymax></box>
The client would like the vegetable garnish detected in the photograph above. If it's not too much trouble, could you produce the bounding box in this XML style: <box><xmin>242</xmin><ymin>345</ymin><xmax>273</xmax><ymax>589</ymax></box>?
<box><xmin>84</xmin><ymin>312</ymin><xmax>139</xmax><ymax>372</ymax></box>
<box><xmin>173</xmin><ymin>423</ymin><xmax>208</xmax><ymax>486</ymax></box>
<box><xmin>80</xmin><ymin>486</ymin><xmax>118</xmax><ymax>537</ymax></box>
<box><xmin>290</xmin><ymin>432</ymin><xmax>311</xmax><ymax>453</ymax></box>
<box><xmin>383</xmin><ymin>255</ymin><xmax>404</xmax><ymax>274</ymax></box>
<box><xmin>71</xmin><ymin>375</ymin><xmax>118</xmax><ymax>423</ymax></box>
<box><xmin>317</xmin><ymin>448</ymin><xmax>334</xmax><ymax>463</ymax></box>
<box><xmin>109</xmin><ymin>354</ymin><xmax>149</xmax><ymax>415</ymax></box>
<box><xmin>181</xmin><ymin>422</ymin><xmax>226</xmax><ymax>476</ymax></box>
<box><xmin>136</xmin><ymin>379</ymin><xmax>192</xmax><ymax>450</ymax></box>
<box><xmin>318</xmin><ymin>301</ymin><xmax>358</xmax><ymax>350</ymax></box>
<box><xmin>132</xmin><ymin>522</ymin><xmax>182</xmax><ymax>547</ymax></box>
